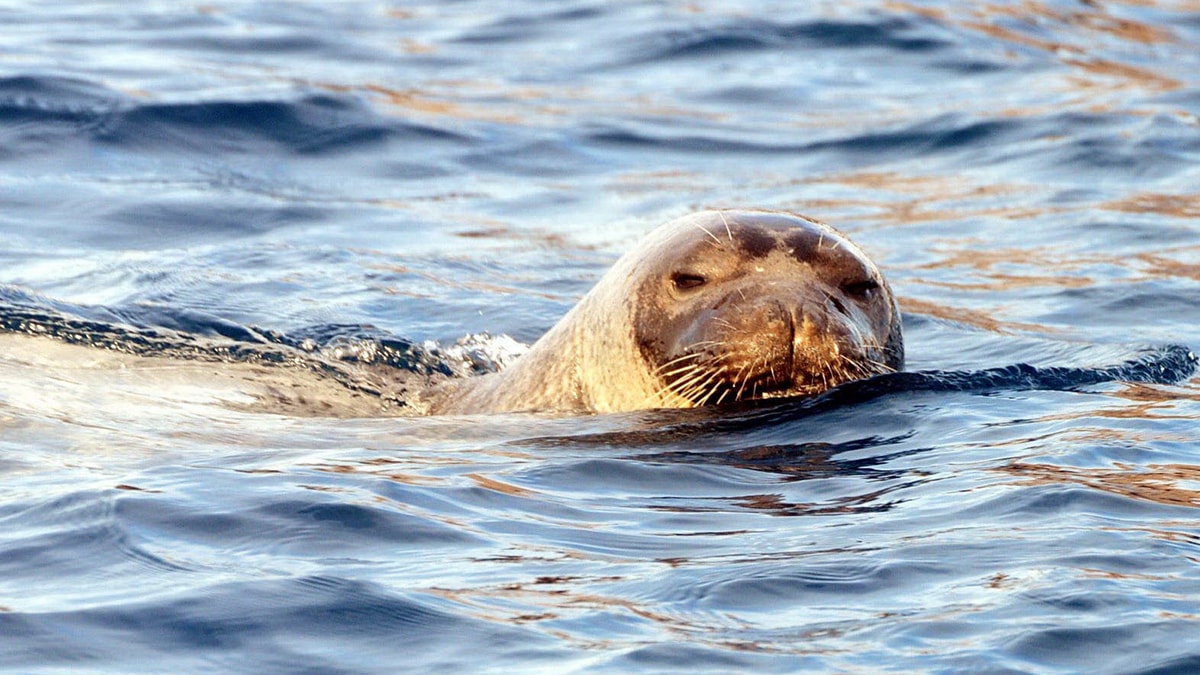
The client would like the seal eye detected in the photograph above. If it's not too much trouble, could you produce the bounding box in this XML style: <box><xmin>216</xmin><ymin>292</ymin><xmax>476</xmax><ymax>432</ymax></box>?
<box><xmin>671</xmin><ymin>272</ymin><xmax>707</xmax><ymax>292</ymax></box>
<box><xmin>842</xmin><ymin>279</ymin><xmax>879</xmax><ymax>299</ymax></box>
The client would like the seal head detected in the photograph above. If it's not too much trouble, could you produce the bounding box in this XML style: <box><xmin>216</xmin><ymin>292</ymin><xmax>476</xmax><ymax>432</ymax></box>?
<box><xmin>632</xmin><ymin>210</ymin><xmax>903</xmax><ymax>406</ymax></box>
<box><xmin>426</xmin><ymin>210</ymin><xmax>902</xmax><ymax>414</ymax></box>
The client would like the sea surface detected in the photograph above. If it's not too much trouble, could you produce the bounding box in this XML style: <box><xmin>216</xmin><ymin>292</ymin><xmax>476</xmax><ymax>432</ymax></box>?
<box><xmin>2</xmin><ymin>1</ymin><xmax>1200</xmax><ymax>672</ymax></box>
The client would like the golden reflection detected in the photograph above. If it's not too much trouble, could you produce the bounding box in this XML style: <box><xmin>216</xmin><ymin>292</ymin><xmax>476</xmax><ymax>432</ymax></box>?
<box><xmin>298</xmin><ymin>484</ymin><xmax>351</xmax><ymax>494</ymax></box>
<box><xmin>270</xmin><ymin>66</ymin><xmax>726</xmax><ymax>128</ymax></box>
<box><xmin>897</xmin><ymin>296</ymin><xmax>1062</xmax><ymax>334</ymax></box>
<box><xmin>960</xmin><ymin>18</ymin><xmax>1064</xmax><ymax>55</ymax></box>
<box><xmin>1072</xmin><ymin>12</ymin><xmax>1176</xmax><ymax>45</ymax></box>
<box><xmin>1022</xmin><ymin>381</ymin><xmax>1200</xmax><ymax>425</ymax></box>
<box><xmin>397</xmin><ymin>39</ymin><xmax>435</xmax><ymax>55</ymax></box>
<box><xmin>608</xmin><ymin>170</ymin><xmax>710</xmax><ymax>196</ymax></box>
<box><xmin>344</xmin><ymin>469</ymin><xmax>441</xmax><ymax>486</ymax></box>
<box><xmin>364</xmin><ymin>84</ymin><xmax>522</xmax><ymax>124</ymax></box>
<box><xmin>1051</xmin><ymin>427</ymin><xmax>1193</xmax><ymax>448</ymax></box>
<box><xmin>1158</xmin><ymin>610</ymin><xmax>1200</xmax><ymax>620</ymax></box>
<box><xmin>450</xmin><ymin>223</ymin><xmax>594</xmax><ymax>250</ymax></box>
<box><xmin>731</xmin><ymin>490</ymin><xmax>901</xmax><ymax>516</ymax></box>
<box><xmin>802</xmin><ymin>168</ymin><xmax>1200</xmax><ymax>297</ymax></box>
<box><xmin>114</xmin><ymin>483</ymin><xmax>162</xmax><ymax>493</ymax></box>
<box><xmin>308</xmin><ymin>458</ymin><xmax>446</xmax><ymax>486</ymax></box>
<box><xmin>999</xmin><ymin>461</ymin><xmax>1200</xmax><ymax>508</ymax></box>
<box><xmin>802</xmin><ymin>171</ymin><xmax>1062</xmax><ymax>231</ymax></box>
<box><xmin>898</xmin><ymin>242</ymin><xmax>1200</xmax><ymax>288</ymax></box>
<box><xmin>870</xmin><ymin>201</ymin><xmax>1052</xmax><ymax>228</ymax></box>
<box><xmin>1127</xmin><ymin>525</ymin><xmax>1200</xmax><ymax>547</ymax></box>
<box><xmin>888</xmin><ymin>0</ymin><xmax>1189</xmax><ymax>113</ymax></box>
<box><xmin>1106</xmin><ymin>193</ymin><xmax>1200</xmax><ymax>220</ymax></box>
<box><xmin>1062</xmin><ymin>57</ymin><xmax>1181</xmax><ymax>93</ymax></box>
<box><xmin>976</xmin><ymin>0</ymin><xmax>1178</xmax><ymax>46</ymax></box>
<box><xmin>986</xmin><ymin>572</ymin><xmax>1013</xmax><ymax>589</ymax></box>
<box><xmin>883</xmin><ymin>1</ymin><xmax>948</xmax><ymax>21</ymax></box>
<box><xmin>429</xmin><ymin>573</ymin><xmax>858</xmax><ymax>655</ymax></box>
<box><xmin>1079</xmin><ymin>567</ymin><xmax>1169</xmax><ymax>581</ymax></box>
<box><xmin>1111</xmin><ymin>382</ymin><xmax>1200</xmax><ymax>406</ymax></box>
<box><xmin>427</xmin><ymin>553</ymin><xmax>947</xmax><ymax>656</ymax></box>
<box><xmin>364</xmin><ymin>261</ymin><xmax>580</xmax><ymax>301</ymax></box>
<box><xmin>428</xmin><ymin>578</ymin><xmax>682</xmax><ymax>630</ymax></box>
<box><xmin>980</xmin><ymin>0</ymin><xmax>1176</xmax><ymax>44</ymax></box>
<box><xmin>466</xmin><ymin>472</ymin><xmax>536</xmax><ymax>497</ymax></box>
<box><xmin>810</xmin><ymin>171</ymin><xmax>965</xmax><ymax>195</ymax></box>
<box><xmin>360</xmin><ymin>78</ymin><xmax>717</xmax><ymax>126</ymax></box>
<box><xmin>916</xmin><ymin>272</ymin><xmax>1095</xmax><ymax>292</ymax></box>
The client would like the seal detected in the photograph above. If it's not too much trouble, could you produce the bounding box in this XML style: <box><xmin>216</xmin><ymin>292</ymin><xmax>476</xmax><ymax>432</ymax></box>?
<box><xmin>424</xmin><ymin>210</ymin><xmax>903</xmax><ymax>415</ymax></box>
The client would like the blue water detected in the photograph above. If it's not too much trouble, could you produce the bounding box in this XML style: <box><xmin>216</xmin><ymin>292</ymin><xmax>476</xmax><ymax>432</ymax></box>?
<box><xmin>3</xmin><ymin>1</ymin><xmax>1200</xmax><ymax>672</ymax></box>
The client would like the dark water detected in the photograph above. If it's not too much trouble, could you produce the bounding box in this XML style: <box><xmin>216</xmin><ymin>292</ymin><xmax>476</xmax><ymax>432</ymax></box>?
<box><xmin>3</xmin><ymin>1</ymin><xmax>1200</xmax><ymax>672</ymax></box>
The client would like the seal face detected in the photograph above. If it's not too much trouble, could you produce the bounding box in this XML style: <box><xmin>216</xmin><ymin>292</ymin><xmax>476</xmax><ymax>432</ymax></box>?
<box><xmin>426</xmin><ymin>210</ymin><xmax>902</xmax><ymax>415</ymax></box>
<box><xmin>629</xmin><ymin>211</ymin><xmax>903</xmax><ymax>407</ymax></box>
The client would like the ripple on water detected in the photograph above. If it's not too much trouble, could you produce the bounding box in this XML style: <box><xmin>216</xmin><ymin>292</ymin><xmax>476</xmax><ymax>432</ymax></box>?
<box><xmin>0</xmin><ymin>575</ymin><xmax>568</xmax><ymax>671</ymax></box>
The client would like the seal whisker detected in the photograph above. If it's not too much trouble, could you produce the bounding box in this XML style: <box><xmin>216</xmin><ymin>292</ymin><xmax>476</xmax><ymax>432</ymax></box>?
<box><xmin>718</xmin><ymin>210</ymin><xmax>734</xmax><ymax>243</ymax></box>
<box><xmin>650</xmin><ymin>345</ymin><xmax>724</xmax><ymax>376</ymax></box>
<box><xmin>651</xmin><ymin>351</ymin><xmax>705</xmax><ymax>375</ymax></box>
<box><xmin>718</xmin><ymin>359</ymin><xmax>751</xmax><ymax>403</ymax></box>
<box><xmin>713</xmin><ymin>381</ymin><xmax>734</xmax><ymax>406</ymax></box>
<box><xmin>667</xmin><ymin>363</ymin><xmax>716</xmax><ymax>396</ymax></box>
<box><xmin>713</xmin><ymin>318</ymin><xmax>737</xmax><ymax>331</ymax></box>
<box><xmin>702</xmin><ymin>378</ymin><xmax>730</xmax><ymax>406</ymax></box>
<box><xmin>690</xmin><ymin>364</ymin><xmax>724</xmax><ymax>394</ymax></box>
<box><xmin>733</xmin><ymin>361</ymin><xmax>756</xmax><ymax>402</ymax></box>
<box><xmin>652</xmin><ymin>367</ymin><xmax>700</xmax><ymax>403</ymax></box>
<box><xmin>653</xmin><ymin>382</ymin><xmax>693</xmax><ymax>407</ymax></box>
<box><xmin>673</xmin><ymin>380</ymin><xmax>706</xmax><ymax>405</ymax></box>
<box><xmin>665</xmin><ymin>364</ymin><xmax>706</xmax><ymax>388</ymax></box>
<box><xmin>683</xmin><ymin>368</ymin><xmax>725</xmax><ymax>406</ymax></box>
<box><xmin>693</xmin><ymin>223</ymin><xmax>725</xmax><ymax>248</ymax></box>
<box><xmin>658</xmin><ymin>363</ymin><xmax>709</xmax><ymax>380</ymax></box>
<box><xmin>653</xmin><ymin>359</ymin><xmax>700</xmax><ymax>376</ymax></box>
<box><xmin>652</xmin><ymin>350</ymin><xmax>719</xmax><ymax>379</ymax></box>
<box><xmin>859</xmin><ymin>357</ymin><xmax>896</xmax><ymax>374</ymax></box>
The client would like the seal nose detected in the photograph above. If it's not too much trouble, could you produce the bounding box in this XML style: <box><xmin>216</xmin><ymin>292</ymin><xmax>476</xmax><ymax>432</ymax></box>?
<box><xmin>775</xmin><ymin>299</ymin><xmax>797</xmax><ymax>378</ymax></box>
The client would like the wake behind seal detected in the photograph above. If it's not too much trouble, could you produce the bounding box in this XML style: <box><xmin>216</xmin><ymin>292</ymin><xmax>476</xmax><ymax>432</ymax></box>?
<box><xmin>422</xmin><ymin>209</ymin><xmax>903</xmax><ymax>415</ymax></box>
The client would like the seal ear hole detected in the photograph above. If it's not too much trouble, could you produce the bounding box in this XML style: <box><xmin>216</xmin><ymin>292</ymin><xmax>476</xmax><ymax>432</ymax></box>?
<box><xmin>842</xmin><ymin>279</ymin><xmax>880</xmax><ymax>299</ymax></box>
<box><xmin>671</xmin><ymin>272</ymin><xmax>707</xmax><ymax>292</ymax></box>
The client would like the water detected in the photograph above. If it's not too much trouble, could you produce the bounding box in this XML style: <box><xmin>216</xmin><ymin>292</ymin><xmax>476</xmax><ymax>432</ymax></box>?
<box><xmin>3</xmin><ymin>0</ymin><xmax>1200</xmax><ymax>671</ymax></box>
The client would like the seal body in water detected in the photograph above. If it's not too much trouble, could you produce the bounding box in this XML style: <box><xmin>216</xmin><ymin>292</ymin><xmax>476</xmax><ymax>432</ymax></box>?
<box><xmin>423</xmin><ymin>210</ymin><xmax>903</xmax><ymax>415</ymax></box>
